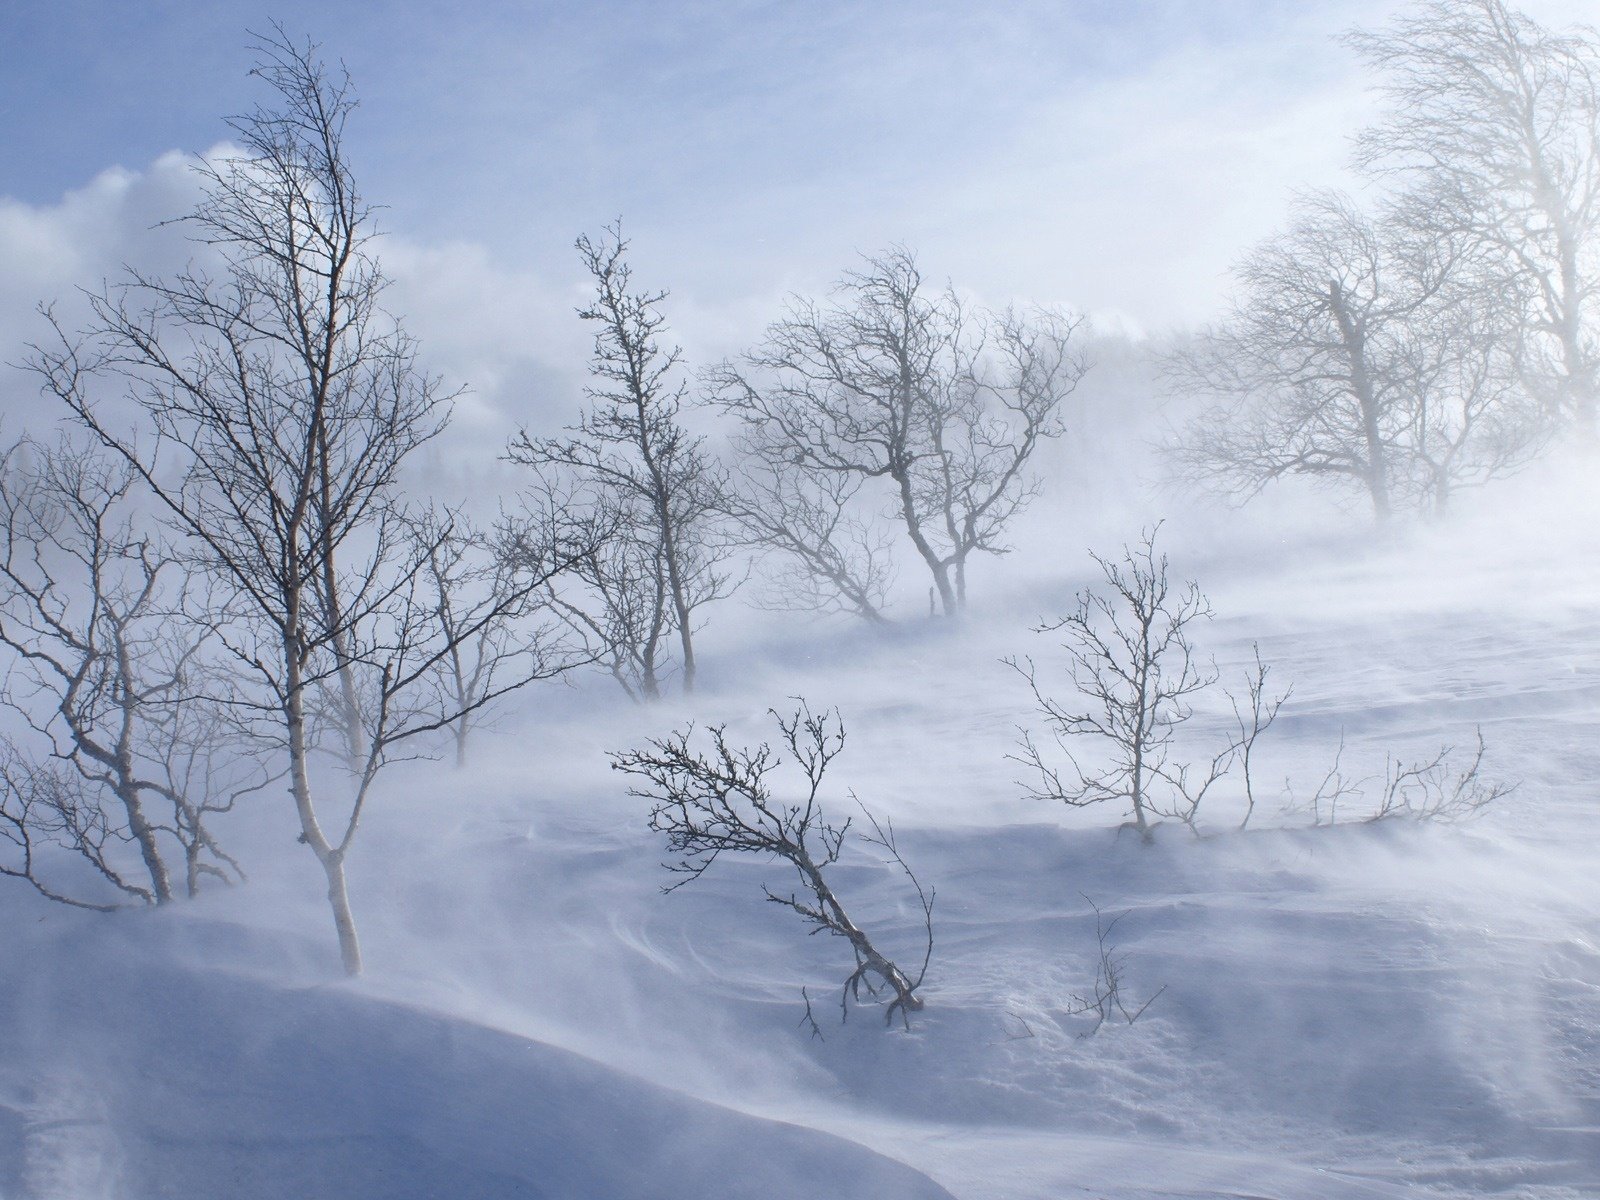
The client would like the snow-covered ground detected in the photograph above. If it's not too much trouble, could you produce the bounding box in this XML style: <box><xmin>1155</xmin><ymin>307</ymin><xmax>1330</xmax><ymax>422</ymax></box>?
<box><xmin>2</xmin><ymin>470</ymin><xmax>1599</xmax><ymax>1199</ymax></box>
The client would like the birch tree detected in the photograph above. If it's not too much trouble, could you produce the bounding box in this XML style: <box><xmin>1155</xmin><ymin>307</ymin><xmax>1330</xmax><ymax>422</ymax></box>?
<box><xmin>1007</xmin><ymin>528</ymin><xmax>1285</xmax><ymax>840</ymax></box>
<box><xmin>1172</xmin><ymin>189</ymin><xmax>1544</xmax><ymax>518</ymax></box>
<box><xmin>1169</xmin><ymin>192</ymin><xmax>1461</xmax><ymax>521</ymax></box>
<box><xmin>409</xmin><ymin>507</ymin><xmax>575</xmax><ymax>766</ymax></box>
<box><xmin>1390</xmin><ymin>269</ymin><xmax>1547</xmax><ymax>512</ymax></box>
<box><xmin>709</xmin><ymin>248</ymin><xmax>1086</xmax><ymax>617</ymax></box>
<box><xmin>721</xmin><ymin>465</ymin><xmax>895</xmax><ymax>625</ymax></box>
<box><xmin>0</xmin><ymin>436</ymin><xmax>256</xmax><ymax>908</ymax></box>
<box><xmin>31</xmin><ymin>28</ymin><xmax>571</xmax><ymax>973</ymax></box>
<box><xmin>509</xmin><ymin>225</ymin><xmax>733</xmax><ymax>696</ymax></box>
<box><xmin>613</xmin><ymin>703</ymin><xmax>934</xmax><ymax>1027</ymax></box>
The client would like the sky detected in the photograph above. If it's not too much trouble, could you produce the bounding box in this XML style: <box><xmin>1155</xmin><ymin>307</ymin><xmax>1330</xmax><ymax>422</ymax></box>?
<box><xmin>1</xmin><ymin>0</ymin><xmax>1594</xmax><ymax>440</ymax></box>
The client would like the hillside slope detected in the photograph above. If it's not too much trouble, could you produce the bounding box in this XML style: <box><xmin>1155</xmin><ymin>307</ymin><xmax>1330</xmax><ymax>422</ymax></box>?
<box><xmin>2</xmin><ymin>499</ymin><xmax>1598</xmax><ymax>1199</ymax></box>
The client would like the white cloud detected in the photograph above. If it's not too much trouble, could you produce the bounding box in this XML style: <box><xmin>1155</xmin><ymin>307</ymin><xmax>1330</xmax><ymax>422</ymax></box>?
<box><xmin>0</xmin><ymin>151</ymin><xmax>780</xmax><ymax>466</ymax></box>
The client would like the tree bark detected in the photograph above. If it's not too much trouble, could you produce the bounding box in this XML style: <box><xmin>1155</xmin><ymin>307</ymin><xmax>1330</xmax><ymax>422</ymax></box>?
<box><xmin>283</xmin><ymin>612</ymin><xmax>364</xmax><ymax>976</ymax></box>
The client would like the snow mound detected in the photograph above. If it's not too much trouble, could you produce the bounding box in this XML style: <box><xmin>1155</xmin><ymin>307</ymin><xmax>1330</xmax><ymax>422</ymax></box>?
<box><xmin>0</xmin><ymin>917</ymin><xmax>955</xmax><ymax>1200</ymax></box>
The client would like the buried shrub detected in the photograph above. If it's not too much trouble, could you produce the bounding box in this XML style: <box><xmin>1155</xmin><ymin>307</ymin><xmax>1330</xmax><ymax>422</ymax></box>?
<box><xmin>1286</xmin><ymin>728</ymin><xmax>1514</xmax><ymax>826</ymax></box>
<box><xmin>1063</xmin><ymin>895</ymin><xmax>1166</xmax><ymax>1036</ymax></box>
<box><xmin>612</xmin><ymin>702</ymin><xmax>933</xmax><ymax>1027</ymax></box>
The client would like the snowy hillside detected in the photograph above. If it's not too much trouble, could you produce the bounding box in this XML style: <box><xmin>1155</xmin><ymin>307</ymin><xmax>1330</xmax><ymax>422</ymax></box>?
<box><xmin>2</xmin><ymin>472</ymin><xmax>1597</xmax><ymax>1200</ymax></box>
<box><xmin>9</xmin><ymin>1</ymin><xmax>1600</xmax><ymax>1196</ymax></box>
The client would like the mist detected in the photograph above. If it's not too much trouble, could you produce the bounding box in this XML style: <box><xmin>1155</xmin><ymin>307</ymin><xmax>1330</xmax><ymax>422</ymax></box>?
<box><xmin>2</xmin><ymin>2</ymin><xmax>1599</xmax><ymax>1198</ymax></box>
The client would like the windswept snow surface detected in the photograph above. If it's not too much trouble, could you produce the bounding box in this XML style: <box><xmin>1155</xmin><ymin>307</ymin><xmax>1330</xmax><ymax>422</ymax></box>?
<box><xmin>3</xmin><ymin>475</ymin><xmax>1599</xmax><ymax>1199</ymax></box>
<box><xmin>0</xmin><ymin>917</ymin><xmax>955</xmax><ymax>1199</ymax></box>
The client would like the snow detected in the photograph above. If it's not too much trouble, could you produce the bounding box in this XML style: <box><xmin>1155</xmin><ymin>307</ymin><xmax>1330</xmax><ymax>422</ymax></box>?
<box><xmin>0</xmin><ymin>914</ymin><xmax>957</xmax><ymax>1199</ymax></box>
<box><xmin>3</xmin><ymin>468</ymin><xmax>1599</xmax><ymax>1198</ymax></box>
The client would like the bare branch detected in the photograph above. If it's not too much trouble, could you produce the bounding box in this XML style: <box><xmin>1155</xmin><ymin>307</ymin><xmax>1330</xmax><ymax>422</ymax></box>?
<box><xmin>1063</xmin><ymin>895</ymin><xmax>1166</xmax><ymax>1036</ymax></box>
<box><xmin>612</xmin><ymin>703</ymin><xmax>933</xmax><ymax>1027</ymax></box>
<box><xmin>1008</xmin><ymin>526</ymin><xmax>1254</xmax><ymax>839</ymax></box>
<box><xmin>508</xmin><ymin>223</ymin><xmax>737</xmax><ymax>697</ymax></box>
<box><xmin>709</xmin><ymin>247</ymin><xmax>1087</xmax><ymax>616</ymax></box>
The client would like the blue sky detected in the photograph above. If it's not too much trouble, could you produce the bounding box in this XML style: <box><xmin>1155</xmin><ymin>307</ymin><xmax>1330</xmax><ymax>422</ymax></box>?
<box><xmin>1</xmin><ymin>0</ymin><xmax>1592</xmax><ymax>435</ymax></box>
<box><xmin>0</xmin><ymin>3</ymin><xmax>1388</xmax><ymax>314</ymax></box>
<box><xmin>5</xmin><ymin>3</ymin><xmax>1350</xmax><ymax>204</ymax></box>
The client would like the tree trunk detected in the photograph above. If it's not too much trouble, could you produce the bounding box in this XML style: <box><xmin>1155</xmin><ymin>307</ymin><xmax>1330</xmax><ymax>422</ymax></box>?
<box><xmin>119</xmin><ymin>788</ymin><xmax>173</xmax><ymax>905</ymax></box>
<box><xmin>1554</xmin><ymin>218</ymin><xmax>1595</xmax><ymax>441</ymax></box>
<box><xmin>894</xmin><ymin>467</ymin><xmax>957</xmax><ymax>616</ymax></box>
<box><xmin>658</xmin><ymin>516</ymin><xmax>697</xmax><ymax>694</ymax></box>
<box><xmin>317</xmin><ymin>428</ymin><xmax>367</xmax><ymax>769</ymax></box>
<box><xmin>284</xmin><ymin>621</ymin><xmax>364</xmax><ymax>976</ymax></box>
<box><xmin>1329</xmin><ymin>281</ymin><xmax>1392</xmax><ymax>524</ymax></box>
<box><xmin>674</xmin><ymin>604</ymin><xmax>696</xmax><ymax>692</ymax></box>
<box><xmin>1558</xmin><ymin>302</ymin><xmax>1595</xmax><ymax>441</ymax></box>
<box><xmin>797</xmin><ymin>853</ymin><xmax>921</xmax><ymax>1019</ymax></box>
<box><xmin>111</xmin><ymin>634</ymin><xmax>172</xmax><ymax>903</ymax></box>
<box><xmin>322</xmin><ymin>850</ymin><xmax>363</xmax><ymax>976</ymax></box>
<box><xmin>1129</xmin><ymin>641</ymin><xmax>1152</xmax><ymax>841</ymax></box>
<box><xmin>186</xmin><ymin>841</ymin><xmax>202</xmax><ymax>899</ymax></box>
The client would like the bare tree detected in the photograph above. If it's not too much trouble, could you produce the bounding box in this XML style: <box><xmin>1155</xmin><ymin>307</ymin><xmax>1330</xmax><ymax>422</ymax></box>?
<box><xmin>1273</xmin><ymin>729</ymin><xmax>1510</xmax><ymax>832</ymax></box>
<box><xmin>1232</xmin><ymin>645</ymin><xmax>1289</xmax><ymax>831</ymax></box>
<box><xmin>30</xmin><ymin>29</ymin><xmax>573</xmax><ymax>974</ymax></box>
<box><xmin>1169</xmin><ymin>191</ymin><xmax>1462</xmax><ymax>522</ymax></box>
<box><xmin>408</xmin><ymin>507</ymin><xmax>576</xmax><ymax>766</ymax></box>
<box><xmin>1172</xmin><ymin>187</ymin><xmax>1547</xmax><ymax>519</ymax></box>
<box><xmin>612</xmin><ymin>703</ymin><xmax>934</xmax><ymax>1027</ymax></box>
<box><xmin>709</xmin><ymin>247</ymin><xmax>1086</xmax><ymax>617</ymax></box>
<box><xmin>1282</xmin><ymin>734</ymin><xmax>1363</xmax><ymax>828</ymax></box>
<box><xmin>0</xmin><ymin>435</ymin><xmax>257</xmax><ymax>909</ymax></box>
<box><xmin>509</xmin><ymin>224</ymin><xmax>733</xmax><ymax>696</ymax></box>
<box><xmin>1</xmin><ymin>748</ymin><xmax>138</xmax><ymax>911</ymax></box>
<box><xmin>1007</xmin><ymin>528</ymin><xmax>1283</xmax><ymax>840</ymax></box>
<box><xmin>1288</xmin><ymin>729</ymin><xmax>1513</xmax><ymax>825</ymax></box>
<box><xmin>721</xmin><ymin>464</ymin><xmax>895</xmax><ymax>625</ymax></box>
<box><xmin>1349</xmin><ymin>0</ymin><xmax>1600</xmax><ymax>437</ymax></box>
<box><xmin>1368</xmin><ymin>730</ymin><xmax>1514</xmax><ymax>821</ymax></box>
<box><xmin>1391</xmin><ymin>268</ymin><xmax>1549</xmax><ymax>513</ymax></box>
<box><xmin>518</xmin><ymin>477</ymin><xmax>672</xmax><ymax>702</ymax></box>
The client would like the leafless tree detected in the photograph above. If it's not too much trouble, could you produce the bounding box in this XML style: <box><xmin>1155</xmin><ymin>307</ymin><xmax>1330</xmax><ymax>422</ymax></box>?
<box><xmin>1368</xmin><ymin>730</ymin><xmax>1514</xmax><ymax>821</ymax></box>
<box><xmin>1169</xmin><ymin>191</ymin><xmax>1466</xmax><ymax>522</ymax></box>
<box><xmin>1289</xmin><ymin>729</ymin><xmax>1512</xmax><ymax>825</ymax></box>
<box><xmin>1282</xmin><ymin>734</ymin><xmax>1364</xmax><ymax>827</ymax></box>
<box><xmin>0</xmin><ymin>436</ymin><xmax>258</xmax><ymax>909</ymax></box>
<box><xmin>721</xmin><ymin>464</ymin><xmax>895</xmax><ymax>625</ymax></box>
<box><xmin>1007</xmin><ymin>528</ymin><xmax>1283</xmax><ymax>840</ymax></box>
<box><xmin>1173</xmin><ymin>188</ymin><xmax>1547</xmax><ymax>519</ymax></box>
<box><xmin>1</xmin><ymin>748</ymin><xmax>137</xmax><ymax>911</ymax></box>
<box><xmin>408</xmin><ymin>507</ymin><xmax>577</xmax><ymax>766</ymax></box>
<box><xmin>517</xmin><ymin>477</ymin><xmax>672</xmax><ymax>702</ymax></box>
<box><xmin>612</xmin><ymin>703</ymin><xmax>934</xmax><ymax>1027</ymax></box>
<box><xmin>709</xmin><ymin>247</ymin><xmax>1087</xmax><ymax>617</ymax></box>
<box><xmin>1390</xmin><ymin>269</ymin><xmax>1549</xmax><ymax>513</ymax></box>
<box><xmin>1349</xmin><ymin>0</ymin><xmax>1600</xmax><ymax>438</ymax></box>
<box><xmin>509</xmin><ymin>224</ymin><xmax>734</xmax><ymax>696</ymax></box>
<box><xmin>30</xmin><ymin>29</ymin><xmax>574</xmax><ymax>974</ymax></box>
